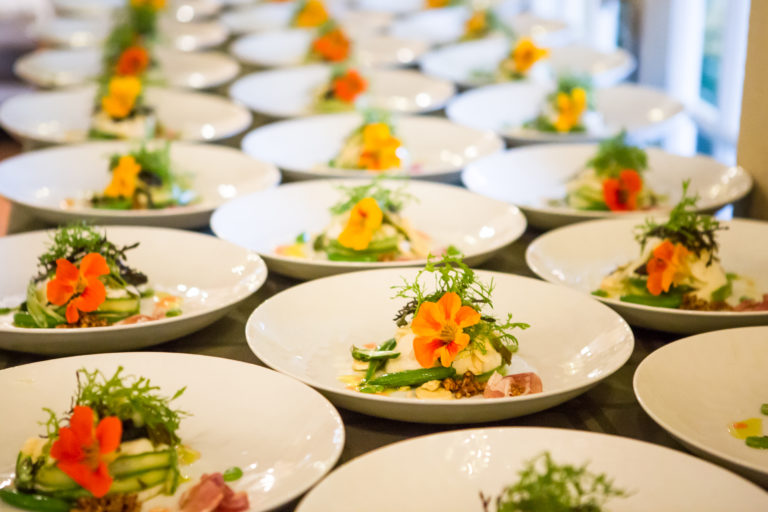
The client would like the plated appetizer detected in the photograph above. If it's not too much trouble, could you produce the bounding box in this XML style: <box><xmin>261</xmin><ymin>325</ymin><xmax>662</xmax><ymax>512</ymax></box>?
<box><xmin>90</xmin><ymin>75</ymin><xmax>158</xmax><ymax>140</ymax></box>
<box><xmin>345</xmin><ymin>251</ymin><xmax>542</xmax><ymax>399</ymax></box>
<box><xmin>87</xmin><ymin>143</ymin><xmax>197</xmax><ymax>210</ymax></box>
<box><xmin>0</xmin><ymin>366</ymin><xmax>248</xmax><ymax>512</ymax></box>
<box><xmin>461</xmin><ymin>9</ymin><xmax>506</xmax><ymax>41</ymax></box>
<box><xmin>314</xmin><ymin>65</ymin><xmax>368</xmax><ymax>113</ymax></box>
<box><xmin>560</xmin><ymin>131</ymin><xmax>661</xmax><ymax>211</ymax></box>
<box><xmin>594</xmin><ymin>184</ymin><xmax>768</xmax><ymax>311</ymax></box>
<box><xmin>481</xmin><ymin>452</ymin><xmax>626</xmax><ymax>511</ymax></box>
<box><xmin>523</xmin><ymin>75</ymin><xmax>598</xmax><ymax>134</ymax></box>
<box><xmin>495</xmin><ymin>37</ymin><xmax>549</xmax><ymax>82</ymax></box>
<box><xmin>330</xmin><ymin>110</ymin><xmax>406</xmax><ymax>171</ymax></box>
<box><xmin>292</xmin><ymin>0</ymin><xmax>330</xmax><ymax>28</ymax></box>
<box><xmin>4</xmin><ymin>224</ymin><xmax>182</xmax><ymax>329</ymax></box>
<box><xmin>730</xmin><ymin>403</ymin><xmax>768</xmax><ymax>450</ymax></box>
<box><xmin>276</xmin><ymin>180</ymin><xmax>431</xmax><ymax>262</ymax></box>
<box><xmin>307</xmin><ymin>22</ymin><xmax>352</xmax><ymax>63</ymax></box>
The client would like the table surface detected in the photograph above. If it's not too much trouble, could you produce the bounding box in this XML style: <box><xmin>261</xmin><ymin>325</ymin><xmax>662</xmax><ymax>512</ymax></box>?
<box><xmin>1</xmin><ymin>205</ymin><xmax>683</xmax><ymax>511</ymax></box>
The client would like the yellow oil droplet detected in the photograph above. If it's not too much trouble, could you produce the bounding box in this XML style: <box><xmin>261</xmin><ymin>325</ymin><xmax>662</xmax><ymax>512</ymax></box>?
<box><xmin>275</xmin><ymin>244</ymin><xmax>306</xmax><ymax>258</ymax></box>
<box><xmin>729</xmin><ymin>418</ymin><xmax>762</xmax><ymax>439</ymax></box>
<box><xmin>178</xmin><ymin>445</ymin><xmax>201</xmax><ymax>465</ymax></box>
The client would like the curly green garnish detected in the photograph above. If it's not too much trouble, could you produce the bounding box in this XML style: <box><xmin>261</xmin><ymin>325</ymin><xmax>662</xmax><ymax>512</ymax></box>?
<box><xmin>392</xmin><ymin>248</ymin><xmax>528</xmax><ymax>364</ymax></box>
<box><xmin>482</xmin><ymin>452</ymin><xmax>627</xmax><ymax>512</ymax></box>
<box><xmin>635</xmin><ymin>180</ymin><xmax>725</xmax><ymax>263</ymax></box>
<box><xmin>586</xmin><ymin>131</ymin><xmax>647</xmax><ymax>178</ymax></box>
<box><xmin>329</xmin><ymin>177</ymin><xmax>415</xmax><ymax>215</ymax></box>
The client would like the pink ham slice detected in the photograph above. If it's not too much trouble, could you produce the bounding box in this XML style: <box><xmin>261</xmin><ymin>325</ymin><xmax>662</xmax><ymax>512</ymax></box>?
<box><xmin>180</xmin><ymin>473</ymin><xmax>250</xmax><ymax>512</ymax></box>
<box><xmin>483</xmin><ymin>372</ymin><xmax>543</xmax><ymax>398</ymax></box>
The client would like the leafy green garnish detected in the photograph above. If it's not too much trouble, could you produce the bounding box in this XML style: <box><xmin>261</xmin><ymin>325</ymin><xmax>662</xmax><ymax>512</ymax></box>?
<box><xmin>392</xmin><ymin>248</ymin><xmax>529</xmax><ymax>364</ymax></box>
<box><xmin>109</xmin><ymin>142</ymin><xmax>173</xmax><ymax>186</ymax></box>
<box><xmin>551</xmin><ymin>75</ymin><xmax>594</xmax><ymax>106</ymax></box>
<box><xmin>483</xmin><ymin>452</ymin><xmax>627</xmax><ymax>512</ymax></box>
<box><xmin>586</xmin><ymin>130</ymin><xmax>647</xmax><ymax>178</ymax></box>
<box><xmin>73</xmin><ymin>367</ymin><xmax>188</xmax><ymax>446</ymax></box>
<box><xmin>635</xmin><ymin>181</ymin><xmax>725</xmax><ymax>263</ymax></box>
<box><xmin>330</xmin><ymin>177</ymin><xmax>415</xmax><ymax>215</ymax></box>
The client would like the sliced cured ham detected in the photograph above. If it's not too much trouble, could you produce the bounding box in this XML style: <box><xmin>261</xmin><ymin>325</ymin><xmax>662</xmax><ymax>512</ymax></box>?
<box><xmin>179</xmin><ymin>473</ymin><xmax>250</xmax><ymax>512</ymax></box>
<box><xmin>483</xmin><ymin>372</ymin><xmax>543</xmax><ymax>398</ymax></box>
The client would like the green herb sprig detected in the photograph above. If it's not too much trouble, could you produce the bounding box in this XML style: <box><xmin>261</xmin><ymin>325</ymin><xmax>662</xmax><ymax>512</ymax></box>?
<box><xmin>586</xmin><ymin>130</ymin><xmax>647</xmax><ymax>178</ymax></box>
<box><xmin>635</xmin><ymin>181</ymin><xmax>725</xmax><ymax>263</ymax></box>
<box><xmin>330</xmin><ymin>177</ymin><xmax>415</xmax><ymax>215</ymax></box>
<box><xmin>482</xmin><ymin>452</ymin><xmax>627</xmax><ymax>512</ymax></box>
<box><xmin>109</xmin><ymin>142</ymin><xmax>173</xmax><ymax>186</ymax></box>
<box><xmin>392</xmin><ymin>249</ymin><xmax>528</xmax><ymax>364</ymax></box>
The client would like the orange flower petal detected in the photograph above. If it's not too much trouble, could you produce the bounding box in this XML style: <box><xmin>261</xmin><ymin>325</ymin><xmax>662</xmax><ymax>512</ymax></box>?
<box><xmin>436</xmin><ymin>336</ymin><xmax>466</xmax><ymax>367</ymax></box>
<box><xmin>436</xmin><ymin>291</ymin><xmax>461</xmax><ymax>322</ymax></box>
<box><xmin>66</xmin><ymin>302</ymin><xmax>80</xmax><ymax>324</ymax></box>
<box><xmin>454</xmin><ymin>305</ymin><xmax>481</xmax><ymax>329</ymax></box>
<box><xmin>50</xmin><ymin>426</ymin><xmax>85</xmax><ymax>463</ymax></box>
<box><xmin>69</xmin><ymin>406</ymin><xmax>95</xmax><ymax>444</ymax></box>
<box><xmin>47</xmin><ymin>279</ymin><xmax>76</xmax><ymax>306</ymax></box>
<box><xmin>80</xmin><ymin>253</ymin><xmax>110</xmax><ymax>278</ymax></box>
<box><xmin>70</xmin><ymin>278</ymin><xmax>107</xmax><ymax>313</ymax></box>
<box><xmin>411</xmin><ymin>302</ymin><xmax>443</xmax><ymax>337</ymax></box>
<box><xmin>413</xmin><ymin>336</ymin><xmax>444</xmax><ymax>368</ymax></box>
<box><xmin>56</xmin><ymin>460</ymin><xmax>113</xmax><ymax>498</ymax></box>
<box><xmin>96</xmin><ymin>416</ymin><xmax>123</xmax><ymax>454</ymax></box>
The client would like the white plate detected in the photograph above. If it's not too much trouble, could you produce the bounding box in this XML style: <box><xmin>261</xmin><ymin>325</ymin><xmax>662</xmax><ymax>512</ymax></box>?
<box><xmin>245</xmin><ymin>268</ymin><xmax>633</xmax><ymax>422</ymax></box>
<box><xmin>52</xmin><ymin>0</ymin><xmax>123</xmax><ymax>16</ymax></box>
<box><xmin>14</xmin><ymin>47</ymin><xmax>240</xmax><ymax>90</ymax></box>
<box><xmin>230</xmin><ymin>29</ymin><xmax>427</xmax><ymax>68</ymax></box>
<box><xmin>526</xmin><ymin>218</ymin><xmax>768</xmax><ymax>333</ymax></box>
<box><xmin>36</xmin><ymin>16</ymin><xmax>229</xmax><ymax>51</ymax></box>
<box><xmin>211</xmin><ymin>179</ymin><xmax>526</xmax><ymax>280</ymax></box>
<box><xmin>52</xmin><ymin>0</ymin><xmax>221</xmax><ymax>20</ymax></box>
<box><xmin>0</xmin><ymin>141</ymin><xmax>280</xmax><ymax>228</ymax></box>
<box><xmin>229</xmin><ymin>65</ymin><xmax>455</xmax><ymax>118</ymax></box>
<box><xmin>389</xmin><ymin>7</ymin><xmax>570</xmax><ymax>47</ymax></box>
<box><xmin>0</xmin><ymin>85</ymin><xmax>252</xmax><ymax>145</ymax></box>
<box><xmin>462</xmin><ymin>144</ymin><xmax>753</xmax><ymax>229</ymax></box>
<box><xmin>446</xmin><ymin>81</ymin><xmax>684</xmax><ymax>144</ymax></box>
<box><xmin>420</xmin><ymin>38</ymin><xmax>636</xmax><ymax>88</ymax></box>
<box><xmin>634</xmin><ymin>326</ymin><xmax>768</xmax><ymax>486</ymax></box>
<box><xmin>296</xmin><ymin>427</ymin><xmax>768</xmax><ymax>511</ymax></box>
<box><xmin>240</xmin><ymin>113</ymin><xmax>503</xmax><ymax>182</ymax></box>
<box><xmin>0</xmin><ymin>227</ymin><xmax>267</xmax><ymax>354</ymax></box>
<box><xmin>0</xmin><ymin>352</ymin><xmax>344</xmax><ymax>511</ymax></box>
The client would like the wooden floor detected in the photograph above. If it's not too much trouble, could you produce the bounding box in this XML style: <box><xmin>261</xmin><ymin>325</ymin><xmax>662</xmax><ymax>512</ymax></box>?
<box><xmin>0</xmin><ymin>137</ymin><xmax>21</xmax><ymax>236</ymax></box>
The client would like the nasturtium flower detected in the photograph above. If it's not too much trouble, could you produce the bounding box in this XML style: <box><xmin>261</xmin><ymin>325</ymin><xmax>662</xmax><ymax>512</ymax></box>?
<box><xmin>602</xmin><ymin>169</ymin><xmax>643</xmax><ymax>211</ymax></box>
<box><xmin>464</xmin><ymin>11</ymin><xmax>488</xmax><ymax>39</ymax></box>
<box><xmin>337</xmin><ymin>197</ymin><xmax>383</xmax><ymax>250</ymax></box>
<box><xmin>425</xmin><ymin>0</ymin><xmax>450</xmax><ymax>8</ymax></box>
<box><xmin>116</xmin><ymin>46</ymin><xmax>150</xmax><ymax>76</ymax></box>
<box><xmin>332</xmin><ymin>69</ymin><xmax>367</xmax><ymax>103</ymax></box>
<box><xmin>510</xmin><ymin>37</ymin><xmax>548</xmax><ymax>74</ymax></box>
<box><xmin>554</xmin><ymin>87</ymin><xmax>587</xmax><ymax>132</ymax></box>
<box><xmin>50</xmin><ymin>406</ymin><xmax>122</xmax><ymax>498</ymax></box>
<box><xmin>646</xmin><ymin>239</ymin><xmax>689</xmax><ymax>296</ymax></box>
<box><xmin>104</xmin><ymin>155</ymin><xmax>142</xmax><ymax>199</ymax></box>
<box><xmin>411</xmin><ymin>291</ymin><xmax>481</xmax><ymax>368</ymax></box>
<box><xmin>101</xmin><ymin>76</ymin><xmax>142</xmax><ymax>119</ymax></box>
<box><xmin>131</xmin><ymin>0</ymin><xmax>166</xmax><ymax>9</ymax></box>
<box><xmin>293</xmin><ymin>0</ymin><xmax>329</xmax><ymax>28</ymax></box>
<box><xmin>358</xmin><ymin>123</ymin><xmax>402</xmax><ymax>170</ymax></box>
<box><xmin>46</xmin><ymin>253</ymin><xmax>110</xmax><ymax>324</ymax></box>
<box><xmin>312</xmin><ymin>27</ymin><xmax>351</xmax><ymax>62</ymax></box>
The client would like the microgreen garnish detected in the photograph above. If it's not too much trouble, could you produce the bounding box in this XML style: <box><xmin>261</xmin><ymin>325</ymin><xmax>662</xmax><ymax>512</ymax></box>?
<box><xmin>392</xmin><ymin>248</ymin><xmax>528</xmax><ymax>364</ymax></box>
<box><xmin>109</xmin><ymin>142</ymin><xmax>172</xmax><ymax>186</ymax></box>
<box><xmin>586</xmin><ymin>130</ymin><xmax>647</xmax><ymax>178</ymax></box>
<box><xmin>330</xmin><ymin>177</ymin><xmax>415</xmax><ymax>215</ymax></box>
<box><xmin>35</xmin><ymin>223</ymin><xmax>147</xmax><ymax>285</ymax></box>
<box><xmin>635</xmin><ymin>180</ymin><xmax>725</xmax><ymax>263</ymax></box>
<box><xmin>482</xmin><ymin>452</ymin><xmax>627</xmax><ymax>512</ymax></box>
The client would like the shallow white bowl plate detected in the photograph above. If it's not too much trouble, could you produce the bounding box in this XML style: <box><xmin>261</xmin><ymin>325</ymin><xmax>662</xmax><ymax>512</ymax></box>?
<box><xmin>0</xmin><ymin>227</ymin><xmax>267</xmax><ymax>354</ymax></box>
<box><xmin>52</xmin><ymin>0</ymin><xmax>220</xmax><ymax>19</ymax></box>
<box><xmin>246</xmin><ymin>268</ymin><xmax>633</xmax><ymax>422</ymax></box>
<box><xmin>447</xmin><ymin>82</ymin><xmax>683</xmax><ymax>144</ymax></box>
<box><xmin>0</xmin><ymin>141</ymin><xmax>280</xmax><ymax>228</ymax></box>
<box><xmin>462</xmin><ymin>144</ymin><xmax>753</xmax><ymax>229</ymax></box>
<box><xmin>15</xmin><ymin>47</ymin><xmax>240</xmax><ymax>90</ymax></box>
<box><xmin>36</xmin><ymin>16</ymin><xmax>229</xmax><ymax>51</ymax></box>
<box><xmin>389</xmin><ymin>7</ymin><xmax>570</xmax><ymax>47</ymax></box>
<box><xmin>0</xmin><ymin>352</ymin><xmax>344</xmax><ymax>511</ymax></box>
<box><xmin>420</xmin><ymin>38</ymin><xmax>635</xmax><ymax>88</ymax></box>
<box><xmin>240</xmin><ymin>113</ymin><xmax>503</xmax><ymax>182</ymax></box>
<box><xmin>296</xmin><ymin>427</ymin><xmax>768</xmax><ymax>511</ymax></box>
<box><xmin>229</xmin><ymin>65</ymin><xmax>455</xmax><ymax>118</ymax></box>
<box><xmin>0</xmin><ymin>86</ymin><xmax>252</xmax><ymax>145</ymax></box>
<box><xmin>230</xmin><ymin>29</ymin><xmax>427</xmax><ymax>68</ymax></box>
<box><xmin>526</xmin><ymin>218</ymin><xmax>768</xmax><ymax>333</ymax></box>
<box><xmin>211</xmin><ymin>180</ymin><xmax>526</xmax><ymax>280</ymax></box>
<box><xmin>634</xmin><ymin>326</ymin><xmax>768</xmax><ymax>486</ymax></box>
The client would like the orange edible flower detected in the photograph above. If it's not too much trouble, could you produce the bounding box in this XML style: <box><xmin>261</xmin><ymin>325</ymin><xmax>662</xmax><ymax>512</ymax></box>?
<box><xmin>337</xmin><ymin>197</ymin><xmax>383</xmax><ymax>250</ymax></box>
<box><xmin>312</xmin><ymin>27</ymin><xmax>351</xmax><ymax>62</ymax></box>
<box><xmin>646</xmin><ymin>240</ymin><xmax>689</xmax><ymax>296</ymax></box>
<box><xmin>104</xmin><ymin>155</ymin><xmax>142</xmax><ymax>198</ymax></box>
<box><xmin>554</xmin><ymin>87</ymin><xmax>587</xmax><ymax>132</ymax></box>
<box><xmin>116</xmin><ymin>46</ymin><xmax>150</xmax><ymax>76</ymax></box>
<box><xmin>426</xmin><ymin>0</ymin><xmax>450</xmax><ymax>8</ymax></box>
<box><xmin>332</xmin><ymin>69</ymin><xmax>367</xmax><ymax>103</ymax></box>
<box><xmin>412</xmin><ymin>291</ymin><xmax>481</xmax><ymax>368</ymax></box>
<box><xmin>464</xmin><ymin>11</ymin><xmax>488</xmax><ymax>39</ymax></box>
<box><xmin>131</xmin><ymin>0</ymin><xmax>166</xmax><ymax>9</ymax></box>
<box><xmin>46</xmin><ymin>253</ymin><xmax>110</xmax><ymax>324</ymax></box>
<box><xmin>358</xmin><ymin>122</ymin><xmax>402</xmax><ymax>170</ymax></box>
<box><xmin>602</xmin><ymin>169</ymin><xmax>643</xmax><ymax>211</ymax></box>
<box><xmin>293</xmin><ymin>0</ymin><xmax>329</xmax><ymax>28</ymax></box>
<box><xmin>101</xmin><ymin>76</ymin><xmax>142</xmax><ymax>119</ymax></box>
<box><xmin>510</xmin><ymin>37</ymin><xmax>549</xmax><ymax>74</ymax></box>
<box><xmin>50</xmin><ymin>405</ymin><xmax>122</xmax><ymax>498</ymax></box>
